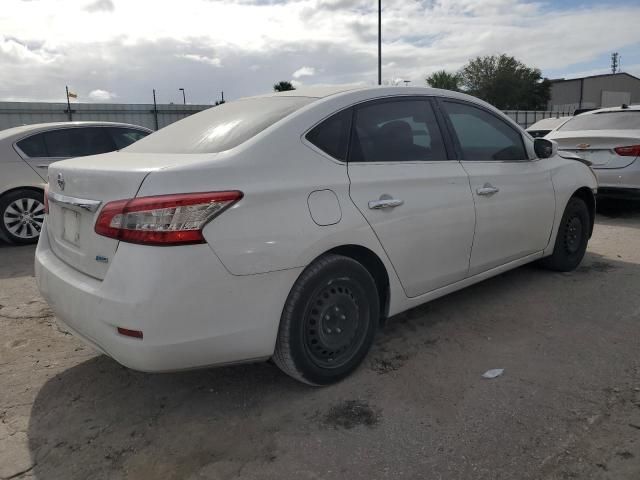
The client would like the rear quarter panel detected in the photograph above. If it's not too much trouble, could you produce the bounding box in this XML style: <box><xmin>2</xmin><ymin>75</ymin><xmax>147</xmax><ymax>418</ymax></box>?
<box><xmin>136</xmin><ymin>99</ymin><xmax>409</xmax><ymax>313</ymax></box>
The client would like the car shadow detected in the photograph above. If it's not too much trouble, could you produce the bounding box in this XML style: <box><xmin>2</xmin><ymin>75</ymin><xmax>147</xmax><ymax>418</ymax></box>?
<box><xmin>24</xmin><ymin>247</ymin><xmax>640</xmax><ymax>479</ymax></box>
<box><xmin>596</xmin><ymin>196</ymin><xmax>640</xmax><ymax>228</ymax></box>
<box><xmin>0</xmin><ymin>243</ymin><xmax>36</xmax><ymax>279</ymax></box>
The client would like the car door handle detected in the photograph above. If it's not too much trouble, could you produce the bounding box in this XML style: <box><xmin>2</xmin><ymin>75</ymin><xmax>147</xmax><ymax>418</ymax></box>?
<box><xmin>37</xmin><ymin>164</ymin><xmax>49</xmax><ymax>169</ymax></box>
<box><xmin>476</xmin><ymin>183</ymin><xmax>500</xmax><ymax>196</ymax></box>
<box><xmin>368</xmin><ymin>198</ymin><xmax>404</xmax><ymax>210</ymax></box>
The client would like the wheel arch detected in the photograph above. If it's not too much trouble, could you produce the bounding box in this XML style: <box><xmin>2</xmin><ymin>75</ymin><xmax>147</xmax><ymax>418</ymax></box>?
<box><xmin>322</xmin><ymin>244</ymin><xmax>391</xmax><ymax>323</ymax></box>
<box><xmin>571</xmin><ymin>187</ymin><xmax>596</xmax><ymax>238</ymax></box>
<box><xmin>0</xmin><ymin>185</ymin><xmax>45</xmax><ymax>199</ymax></box>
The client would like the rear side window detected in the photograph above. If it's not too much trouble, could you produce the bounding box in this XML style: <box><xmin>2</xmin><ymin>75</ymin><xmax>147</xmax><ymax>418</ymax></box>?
<box><xmin>42</xmin><ymin>127</ymin><xmax>116</xmax><ymax>157</ymax></box>
<box><xmin>109</xmin><ymin>128</ymin><xmax>149</xmax><ymax>149</ymax></box>
<box><xmin>126</xmin><ymin>97</ymin><xmax>314</xmax><ymax>154</ymax></box>
<box><xmin>16</xmin><ymin>133</ymin><xmax>47</xmax><ymax>157</ymax></box>
<box><xmin>442</xmin><ymin>101</ymin><xmax>527</xmax><ymax>161</ymax></box>
<box><xmin>558</xmin><ymin>111</ymin><xmax>640</xmax><ymax>131</ymax></box>
<box><xmin>306</xmin><ymin>109</ymin><xmax>352</xmax><ymax>161</ymax></box>
<box><xmin>349</xmin><ymin>99</ymin><xmax>448</xmax><ymax>162</ymax></box>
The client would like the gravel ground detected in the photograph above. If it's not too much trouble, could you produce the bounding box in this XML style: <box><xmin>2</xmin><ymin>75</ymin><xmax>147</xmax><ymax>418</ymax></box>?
<box><xmin>1</xmin><ymin>202</ymin><xmax>639</xmax><ymax>480</ymax></box>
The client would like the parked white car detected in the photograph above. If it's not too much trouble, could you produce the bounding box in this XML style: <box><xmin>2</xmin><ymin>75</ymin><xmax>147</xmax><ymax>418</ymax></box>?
<box><xmin>35</xmin><ymin>87</ymin><xmax>597</xmax><ymax>385</ymax></box>
<box><xmin>0</xmin><ymin>121</ymin><xmax>150</xmax><ymax>244</ymax></box>
<box><xmin>547</xmin><ymin>105</ymin><xmax>640</xmax><ymax>198</ymax></box>
<box><xmin>526</xmin><ymin>116</ymin><xmax>571</xmax><ymax>138</ymax></box>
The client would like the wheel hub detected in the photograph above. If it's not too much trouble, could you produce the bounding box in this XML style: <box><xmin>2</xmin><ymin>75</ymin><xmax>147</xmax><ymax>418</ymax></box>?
<box><xmin>305</xmin><ymin>282</ymin><xmax>363</xmax><ymax>368</ymax></box>
<box><xmin>564</xmin><ymin>216</ymin><xmax>583</xmax><ymax>254</ymax></box>
<box><xmin>3</xmin><ymin>197</ymin><xmax>44</xmax><ymax>239</ymax></box>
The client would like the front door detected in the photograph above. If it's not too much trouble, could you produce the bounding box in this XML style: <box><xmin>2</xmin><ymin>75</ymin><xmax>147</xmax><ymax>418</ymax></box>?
<box><xmin>439</xmin><ymin>99</ymin><xmax>556</xmax><ymax>276</ymax></box>
<box><xmin>347</xmin><ymin>97</ymin><xmax>476</xmax><ymax>298</ymax></box>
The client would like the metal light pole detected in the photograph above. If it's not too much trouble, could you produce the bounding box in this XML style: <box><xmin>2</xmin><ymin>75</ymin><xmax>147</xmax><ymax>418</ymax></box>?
<box><xmin>152</xmin><ymin>89</ymin><xmax>159</xmax><ymax>131</ymax></box>
<box><xmin>65</xmin><ymin>86</ymin><xmax>72</xmax><ymax>121</ymax></box>
<box><xmin>378</xmin><ymin>0</ymin><xmax>382</xmax><ymax>85</ymax></box>
<box><xmin>179</xmin><ymin>88</ymin><xmax>186</xmax><ymax>105</ymax></box>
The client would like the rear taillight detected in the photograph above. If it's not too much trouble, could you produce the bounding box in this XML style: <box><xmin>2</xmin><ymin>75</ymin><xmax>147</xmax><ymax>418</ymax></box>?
<box><xmin>614</xmin><ymin>145</ymin><xmax>640</xmax><ymax>157</ymax></box>
<box><xmin>44</xmin><ymin>184</ymin><xmax>49</xmax><ymax>214</ymax></box>
<box><xmin>95</xmin><ymin>191</ymin><xmax>243</xmax><ymax>245</ymax></box>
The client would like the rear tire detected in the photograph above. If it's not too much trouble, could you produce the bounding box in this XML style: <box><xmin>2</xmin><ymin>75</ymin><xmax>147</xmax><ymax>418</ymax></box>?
<box><xmin>0</xmin><ymin>189</ymin><xmax>45</xmax><ymax>245</ymax></box>
<box><xmin>273</xmin><ymin>254</ymin><xmax>379</xmax><ymax>386</ymax></box>
<box><xmin>539</xmin><ymin>197</ymin><xmax>590</xmax><ymax>272</ymax></box>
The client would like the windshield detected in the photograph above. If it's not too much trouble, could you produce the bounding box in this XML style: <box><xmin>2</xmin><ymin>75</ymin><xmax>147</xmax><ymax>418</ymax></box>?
<box><xmin>126</xmin><ymin>96</ymin><xmax>315</xmax><ymax>154</ymax></box>
<box><xmin>558</xmin><ymin>111</ymin><xmax>640</xmax><ymax>131</ymax></box>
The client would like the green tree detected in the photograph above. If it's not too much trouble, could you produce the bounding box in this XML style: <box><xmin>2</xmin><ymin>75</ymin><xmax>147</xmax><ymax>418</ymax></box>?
<box><xmin>426</xmin><ymin>70</ymin><xmax>461</xmax><ymax>91</ymax></box>
<box><xmin>459</xmin><ymin>54</ymin><xmax>550</xmax><ymax>110</ymax></box>
<box><xmin>273</xmin><ymin>81</ymin><xmax>295</xmax><ymax>92</ymax></box>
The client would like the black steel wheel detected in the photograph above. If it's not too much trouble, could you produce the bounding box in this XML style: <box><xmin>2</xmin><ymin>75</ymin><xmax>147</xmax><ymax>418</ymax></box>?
<box><xmin>540</xmin><ymin>196</ymin><xmax>590</xmax><ymax>272</ymax></box>
<box><xmin>0</xmin><ymin>189</ymin><xmax>45</xmax><ymax>245</ymax></box>
<box><xmin>273</xmin><ymin>254</ymin><xmax>379</xmax><ymax>385</ymax></box>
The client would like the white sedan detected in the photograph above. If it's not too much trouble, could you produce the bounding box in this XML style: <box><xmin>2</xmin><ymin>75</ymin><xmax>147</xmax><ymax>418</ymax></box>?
<box><xmin>547</xmin><ymin>105</ymin><xmax>640</xmax><ymax>198</ymax></box>
<box><xmin>35</xmin><ymin>86</ymin><xmax>597</xmax><ymax>385</ymax></box>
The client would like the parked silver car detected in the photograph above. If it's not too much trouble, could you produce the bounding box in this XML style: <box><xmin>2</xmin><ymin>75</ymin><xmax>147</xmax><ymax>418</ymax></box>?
<box><xmin>0</xmin><ymin>121</ymin><xmax>150</xmax><ymax>244</ymax></box>
<box><xmin>546</xmin><ymin>105</ymin><xmax>640</xmax><ymax>198</ymax></box>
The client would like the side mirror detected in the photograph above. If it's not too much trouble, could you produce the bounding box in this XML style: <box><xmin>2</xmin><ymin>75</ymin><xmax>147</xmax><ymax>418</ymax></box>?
<box><xmin>534</xmin><ymin>138</ymin><xmax>558</xmax><ymax>159</ymax></box>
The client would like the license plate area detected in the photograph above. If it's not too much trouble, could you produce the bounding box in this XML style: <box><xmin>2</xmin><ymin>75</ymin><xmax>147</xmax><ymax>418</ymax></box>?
<box><xmin>62</xmin><ymin>208</ymin><xmax>81</xmax><ymax>245</ymax></box>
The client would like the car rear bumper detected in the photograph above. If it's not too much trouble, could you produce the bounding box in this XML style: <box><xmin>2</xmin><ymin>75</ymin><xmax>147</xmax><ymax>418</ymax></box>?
<box><xmin>35</xmin><ymin>222</ymin><xmax>302</xmax><ymax>372</ymax></box>
<box><xmin>594</xmin><ymin>158</ymin><xmax>640</xmax><ymax>193</ymax></box>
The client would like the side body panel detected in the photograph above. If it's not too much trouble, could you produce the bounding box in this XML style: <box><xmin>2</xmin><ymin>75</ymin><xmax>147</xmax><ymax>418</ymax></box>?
<box><xmin>461</xmin><ymin>159</ymin><xmax>556</xmax><ymax>275</ymax></box>
<box><xmin>348</xmin><ymin>161</ymin><xmax>475</xmax><ymax>297</ymax></box>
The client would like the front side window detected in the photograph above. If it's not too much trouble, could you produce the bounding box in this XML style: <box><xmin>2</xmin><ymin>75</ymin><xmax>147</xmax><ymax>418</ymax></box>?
<box><xmin>442</xmin><ymin>101</ymin><xmax>527</xmax><ymax>161</ymax></box>
<box><xmin>558</xmin><ymin>111</ymin><xmax>640</xmax><ymax>131</ymax></box>
<box><xmin>306</xmin><ymin>109</ymin><xmax>352</xmax><ymax>161</ymax></box>
<box><xmin>349</xmin><ymin>99</ymin><xmax>447</xmax><ymax>162</ymax></box>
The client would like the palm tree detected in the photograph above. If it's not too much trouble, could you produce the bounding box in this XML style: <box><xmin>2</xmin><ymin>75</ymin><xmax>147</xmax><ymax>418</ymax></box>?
<box><xmin>273</xmin><ymin>81</ymin><xmax>295</xmax><ymax>92</ymax></box>
<box><xmin>426</xmin><ymin>70</ymin><xmax>461</xmax><ymax>92</ymax></box>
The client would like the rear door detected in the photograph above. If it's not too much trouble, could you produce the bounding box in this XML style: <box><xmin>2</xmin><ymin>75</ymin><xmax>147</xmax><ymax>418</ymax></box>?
<box><xmin>439</xmin><ymin>99</ymin><xmax>555</xmax><ymax>276</ymax></box>
<box><xmin>346</xmin><ymin>97</ymin><xmax>476</xmax><ymax>298</ymax></box>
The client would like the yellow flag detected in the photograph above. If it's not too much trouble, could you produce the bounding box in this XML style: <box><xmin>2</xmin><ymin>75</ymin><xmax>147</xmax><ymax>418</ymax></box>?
<box><xmin>68</xmin><ymin>91</ymin><xmax>78</xmax><ymax>99</ymax></box>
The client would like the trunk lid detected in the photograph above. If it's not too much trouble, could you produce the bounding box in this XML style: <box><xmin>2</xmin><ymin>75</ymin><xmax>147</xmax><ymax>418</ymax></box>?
<box><xmin>550</xmin><ymin>130</ymin><xmax>639</xmax><ymax>169</ymax></box>
<box><xmin>45</xmin><ymin>152</ymin><xmax>203</xmax><ymax>279</ymax></box>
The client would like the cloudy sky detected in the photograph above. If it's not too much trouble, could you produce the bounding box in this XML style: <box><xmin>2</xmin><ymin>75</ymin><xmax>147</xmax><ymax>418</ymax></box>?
<box><xmin>1</xmin><ymin>0</ymin><xmax>640</xmax><ymax>104</ymax></box>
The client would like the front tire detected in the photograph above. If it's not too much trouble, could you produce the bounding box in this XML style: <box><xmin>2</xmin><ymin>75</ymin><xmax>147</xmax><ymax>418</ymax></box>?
<box><xmin>540</xmin><ymin>196</ymin><xmax>590</xmax><ymax>272</ymax></box>
<box><xmin>273</xmin><ymin>254</ymin><xmax>379</xmax><ymax>386</ymax></box>
<box><xmin>0</xmin><ymin>189</ymin><xmax>45</xmax><ymax>245</ymax></box>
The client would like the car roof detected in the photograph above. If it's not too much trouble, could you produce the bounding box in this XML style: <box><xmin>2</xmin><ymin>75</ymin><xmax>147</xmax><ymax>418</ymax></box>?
<box><xmin>526</xmin><ymin>117</ymin><xmax>572</xmax><ymax>130</ymax></box>
<box><xmin>255</xmin><ymin>85</ymin><xmax>512</xmax><ymax>123</ymax></box>
<box><xmin>581</xmin><ymin>104</ymin><xmax>640</xmax><ymax>114</ymax></box>
<box><xmin>255</xmin><ymin>85</ymin><xmax>485</xmax><ymax>103</ymax></box>
<box><xmin>0</xmin><ymin>121</ymin><xmax>151</xmax><ymax>142</ymax></box>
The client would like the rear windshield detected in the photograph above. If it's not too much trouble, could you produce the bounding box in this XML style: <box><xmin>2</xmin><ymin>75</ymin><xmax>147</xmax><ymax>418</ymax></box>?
<box><xmin>558</xmin><ymin>111</ymin><xmax>640</xmax><ymax>131</ymax></box>
<box><xmin>126</xmin><ymin>96</ymin><xmax>314</xmax><ymax>154</ymax></box>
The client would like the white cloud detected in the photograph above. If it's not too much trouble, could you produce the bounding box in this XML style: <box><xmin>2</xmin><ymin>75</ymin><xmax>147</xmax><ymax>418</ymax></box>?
<box><xmin>84</xmin><ymin>0</ymin><xmax>115</xmax><ymax>13</ymax></box>
<box><xmin>292</xmin><ymin>66</ymin><xmax>315</xmax><ymax>78</ymax></box>
<box><xmin>178</xmin><ymin>54</ymin><xmax>222</xmax><ymax>67</ymax></box>
<box><xmin>88</xmin><ymin>89</ymin><xmax>117</xmax><ymax>101</ymax></box>
<box><xmin>0</xmin><ymin>0</ymin><xmax>639</xmax><ymax>102</ymax></box>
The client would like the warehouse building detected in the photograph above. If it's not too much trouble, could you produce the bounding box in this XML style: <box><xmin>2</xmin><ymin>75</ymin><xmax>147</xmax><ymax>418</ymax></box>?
<box><xmin>548</xmin><ymin>72</ymin><xmax>640</xmax><ymax>113</ymax></box>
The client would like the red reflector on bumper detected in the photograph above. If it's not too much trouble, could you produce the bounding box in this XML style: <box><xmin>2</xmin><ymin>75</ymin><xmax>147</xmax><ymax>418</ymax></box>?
<box><xmin>117</xmin><ymin>327</ymin><xmax>143</xmax><ymax>339</ymax></box>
